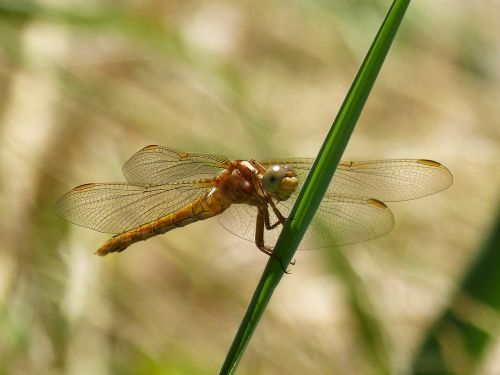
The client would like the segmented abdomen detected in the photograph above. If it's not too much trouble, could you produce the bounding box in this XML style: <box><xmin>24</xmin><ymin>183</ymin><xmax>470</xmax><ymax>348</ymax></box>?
<box><xmin>96</xmin><ymin>190</ymin><xmax>228</xmax><ymax>255</ymax></box>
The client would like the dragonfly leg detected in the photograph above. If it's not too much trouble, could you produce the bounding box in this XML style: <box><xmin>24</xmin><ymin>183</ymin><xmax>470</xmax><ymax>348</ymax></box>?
<box><xmin>263</xmin><ymin>206</ymin><xmax>280</xmax><ymax>230</ymax></box>
<box><xmin>262</xmin><ymin>202</ymin><xmax>286</xmax><ymax>230</ymax></box>
<box><xmin>256</xmin><ymin>207</ymin><xmax>292</xmax><ymax>273</ymax></box>
<box><xmin>267</xmin><ymin>218</ymin><xmax>282</xmax><ymax>230</ymax></box>
<box><xmin>267</xmin><ymin>199</ymin><xmax>287</xmax><ymax>229</ymax></box>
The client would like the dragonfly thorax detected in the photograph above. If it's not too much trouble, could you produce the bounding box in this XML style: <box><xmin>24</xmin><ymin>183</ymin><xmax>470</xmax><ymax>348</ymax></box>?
<box><xmin>216</xmin><ymin>160</ymin><xmax>264</xmax><ymax>205</ymax></box>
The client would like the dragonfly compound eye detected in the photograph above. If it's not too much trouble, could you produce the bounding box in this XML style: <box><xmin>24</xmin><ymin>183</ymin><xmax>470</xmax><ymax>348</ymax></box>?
<box><xmin>263</xmin><ymin>165</ymin><xmax>287</xmax><ymax>193</ymax></box>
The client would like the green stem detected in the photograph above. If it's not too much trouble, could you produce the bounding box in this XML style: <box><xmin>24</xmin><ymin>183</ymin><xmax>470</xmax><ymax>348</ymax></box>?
<box><xmin>220</xmin><ymin>1</ymin><xmax>411</xmax><ymax>373</ymax></box>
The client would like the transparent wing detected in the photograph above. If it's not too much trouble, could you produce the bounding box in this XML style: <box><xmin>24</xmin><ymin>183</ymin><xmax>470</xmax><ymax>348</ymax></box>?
<box><xmin>261</xmin><ymin>158</ymin><xmax>453</xmax><ymax>202</ymax></box>
<box><xmin>123</xmin><ymin>145</ymin><xmax>231</xmax><ymax>186</ymax></box>
<box><xmin>218</xmin><ymin>195</ymin><xmax>394</xmax><ymax>249</ymax></box>
<box><xmin>54</xmin><ymin>182</ymin><xmax>212</xmax><ymax>234</ymax></box>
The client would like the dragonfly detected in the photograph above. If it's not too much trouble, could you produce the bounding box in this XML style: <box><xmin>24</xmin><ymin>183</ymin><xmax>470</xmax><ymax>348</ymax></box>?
<box><xmin>55</xmin><ymin>145</ymin><xmax>453</xmax><ymax>257</ymax></box>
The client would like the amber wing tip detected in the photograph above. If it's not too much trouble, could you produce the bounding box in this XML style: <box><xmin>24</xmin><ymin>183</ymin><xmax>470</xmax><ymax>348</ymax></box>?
<box><xmin>142</xmin><ymin>144</ymin><xmax>160</xmax><ymax>151</ymax></box>
<box><xmin>73</xmin><ymin>183</ymin><xmax>98</xmax><ymax>191</ymax></box>
<box><xmin>416</xmin><ymin>159</ymin><xmax>441</xmax><ymax>167</ymax></box>
<box><xmin>367</xmin><ymin>198</ymin><xmax>388</xmax><ymax>209</ymax></box>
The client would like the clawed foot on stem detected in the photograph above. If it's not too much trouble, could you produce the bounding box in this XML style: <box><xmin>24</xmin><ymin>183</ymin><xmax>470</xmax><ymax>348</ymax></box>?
<box><xmin>258</xmin><ymin>246</ymin><xmax>295</xmax><ymax>274</ymax></box>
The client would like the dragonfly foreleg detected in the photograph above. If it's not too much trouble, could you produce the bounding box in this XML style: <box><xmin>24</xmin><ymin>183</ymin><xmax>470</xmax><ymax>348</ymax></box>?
<box><xmin>256</xmin><ymin>206</ymin><xmax>292</xmax><ymax>273</ymax></box>
<box><xmin>265</xmin><ymin>200</ymin><xmax>287</xmax><ymax>229</ymax></box>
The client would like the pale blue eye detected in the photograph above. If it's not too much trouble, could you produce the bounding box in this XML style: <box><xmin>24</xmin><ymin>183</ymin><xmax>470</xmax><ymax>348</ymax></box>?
<box><xmin>263</xmin><ymin>165</ymin><xmax>286</xmax><ymax>193</ymax></box>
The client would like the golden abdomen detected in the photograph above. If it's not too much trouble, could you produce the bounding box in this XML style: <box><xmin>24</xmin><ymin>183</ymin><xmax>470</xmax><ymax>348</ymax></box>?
<box><xmin>96</xmin><ymin>190</ymin><xmax>229</xmax><ymax>255</ymax></box>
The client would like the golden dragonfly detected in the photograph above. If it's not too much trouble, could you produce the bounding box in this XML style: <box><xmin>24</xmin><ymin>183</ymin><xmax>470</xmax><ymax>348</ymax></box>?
<box><xmin>55</xmin><ymin>145</ymin><xmax>453</xmax><ymax>256</ymax></box>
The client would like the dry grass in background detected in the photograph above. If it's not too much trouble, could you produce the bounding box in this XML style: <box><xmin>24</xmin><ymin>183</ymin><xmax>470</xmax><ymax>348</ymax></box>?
<box><xmin>0</xmin><ymin>1</ymin><xmax>499</xmax><ymax>374</ymax></box>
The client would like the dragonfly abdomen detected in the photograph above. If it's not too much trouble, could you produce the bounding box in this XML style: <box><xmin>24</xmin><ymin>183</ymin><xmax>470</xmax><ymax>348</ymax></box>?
<box><xmin>96</xmin><ymin>190</ymin><xmax>229</xmax><ymax>256</ymax></box>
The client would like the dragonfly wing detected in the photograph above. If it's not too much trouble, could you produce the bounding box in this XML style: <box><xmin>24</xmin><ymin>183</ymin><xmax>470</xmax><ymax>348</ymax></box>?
<box><xmin>278</xmin><ymin>195</ymin><xmax>394</xmax><ymax>249</ymax></box>
<box><xmin>218</xmin><ymin>204</ymin><xmax>257</xmax><ymax>245</ymax></box>
<box><xmin>54</xmin><ymin>182</ymin><xmax>211</xmax><ymax>234</ymax></box>
<box><xmin>123</xmin><ymin>145</ymin><xmax>231</xmax><ymax>186</ymax></box>
<box><xmin>218</xmin><ymin>195</ymin><xmax>394</xmax><ymax>249</ymax></box>
<box><xmin>261</xmin><ymin>158</ymin><xmax>452</xmax><ymax>202</ymax></box>
<box><xmin>218</xmin><ymin>203</ymin><xmax>298</xmax><ymax>249</ymax></box>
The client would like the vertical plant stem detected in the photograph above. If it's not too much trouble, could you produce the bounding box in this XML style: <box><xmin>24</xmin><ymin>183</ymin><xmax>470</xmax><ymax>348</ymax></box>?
<box><xmin>220</xmin><ymin>1</ymin><xmax>411</xmax><ymax>374</ymax></box>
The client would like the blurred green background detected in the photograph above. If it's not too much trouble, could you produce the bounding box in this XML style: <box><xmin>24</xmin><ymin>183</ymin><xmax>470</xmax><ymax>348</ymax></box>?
<box><xmin>0</xmin><ymin>1</ymin><xmax>499</xmax><ymax>374</ymax></box>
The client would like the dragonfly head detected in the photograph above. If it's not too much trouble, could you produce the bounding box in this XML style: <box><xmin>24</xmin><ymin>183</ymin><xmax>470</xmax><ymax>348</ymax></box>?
<box><xmin>262</xmin><ymin>164</ymin><xmax>298</xmax><ymax>201</ymax></box>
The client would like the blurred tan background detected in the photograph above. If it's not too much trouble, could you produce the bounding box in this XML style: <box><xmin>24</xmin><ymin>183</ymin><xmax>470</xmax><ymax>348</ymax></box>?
<box><xmin>0</xmin><ymin>1</ymin><xmax>499</xmax><ymax>374</ymax></box>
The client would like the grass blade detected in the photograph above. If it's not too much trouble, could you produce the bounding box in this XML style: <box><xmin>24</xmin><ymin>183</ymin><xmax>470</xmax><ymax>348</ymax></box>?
<box><xmin>411</xmin><ymin>205</ymin><xmax>500</xmax><ymax>374</ymax></box>
<box><xmin>219</xmin><ymin>1</ymin><xmax>412</xmax><ymax>374</ymax></box>
<box><xmin>323</xmin><ymin>247</ymin><xmax>391</xmax><ymax>374</ymax></box>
